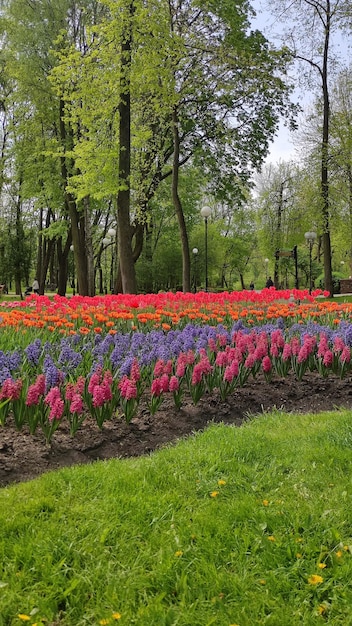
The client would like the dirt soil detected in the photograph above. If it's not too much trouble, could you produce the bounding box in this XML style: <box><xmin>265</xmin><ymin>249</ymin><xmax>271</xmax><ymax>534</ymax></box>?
<box><xmin>1</xmin><ymin>372</ymin><xmax>352</xmax><ymax>488</ymax></box>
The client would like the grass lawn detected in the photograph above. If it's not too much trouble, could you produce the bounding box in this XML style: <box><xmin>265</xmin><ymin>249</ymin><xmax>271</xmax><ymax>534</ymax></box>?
<box><xmin>1</xmin><ymin>409</ymin><xmax>352</xmax><ymax>625</ymax></box>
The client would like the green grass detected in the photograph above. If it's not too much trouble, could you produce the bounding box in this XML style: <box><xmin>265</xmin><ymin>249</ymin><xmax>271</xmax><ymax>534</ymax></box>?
<box><xmin>1</xmin><ymin>409</ymin><xmax>352</xmax><ymax>625</ymax></box>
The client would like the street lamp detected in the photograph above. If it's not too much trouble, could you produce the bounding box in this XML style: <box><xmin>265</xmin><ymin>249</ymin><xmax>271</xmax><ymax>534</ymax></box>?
<box><xmin>200</xmin><ymin>206</ymin><xmax>211</xmax><ymax>291</ymax></box>
<box><xmin>192</xmin><ymin>247</ymin><xmax>198</xmax><ymax>293</ymax></box>
<box><xmin>264</xmin><ymin>258</ymin><xmax>269</xmax><ymax>280</ymax></box>
<box><xmin>304</xmin><ymin>231</ymin><xmax>317</xmax><ymax>294</ymax></box>
<box><xmin>107</xmin><ymin>228</ymin><xmax>116</xmax><ymax>292</ymax></box>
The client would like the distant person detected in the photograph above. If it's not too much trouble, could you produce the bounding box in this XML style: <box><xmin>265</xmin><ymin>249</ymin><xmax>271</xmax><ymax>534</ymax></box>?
<box><xmin>249</xmin><ymin>281</ymin><xmax>255</xmax><ymax>291</ymax></box>
<box><xmin>32</xmin><ymin>278</ymin><xmax>39</xmax><ymax>294</ymax></box>
<box><xmin>265</xmin><ymin>276</ymin><xmax>274</xmax><ymax>288</ymax></box>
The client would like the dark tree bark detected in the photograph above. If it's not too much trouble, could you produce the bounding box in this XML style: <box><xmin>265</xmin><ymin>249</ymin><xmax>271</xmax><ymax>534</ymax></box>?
<box><xmin>116</xmin><ymin>0</ymin><xmax>137</xmax><ymax>294</ymax></box>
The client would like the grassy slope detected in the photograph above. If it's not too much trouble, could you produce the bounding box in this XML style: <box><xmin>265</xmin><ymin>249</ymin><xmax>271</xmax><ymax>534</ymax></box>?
<box><xmin>1</xmin><ymin>409</ymin><xmax>352</xmax><ymax>625</ymax></box>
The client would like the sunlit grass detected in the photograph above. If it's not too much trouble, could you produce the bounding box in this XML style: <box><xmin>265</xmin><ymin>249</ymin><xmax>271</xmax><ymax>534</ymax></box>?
<box><xmin>1</xmin><ymin>409</ymin><xmax>352</xmax><ymax>625</ymax></box>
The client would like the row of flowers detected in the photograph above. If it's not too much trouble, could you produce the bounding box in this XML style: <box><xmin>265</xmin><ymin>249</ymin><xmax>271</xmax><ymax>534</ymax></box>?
<box><xmin>2</xmin><ymin>290</ymin><xmax>352</xmax><ymax>339</ymax></box>
<box><xmin>0</xmin><ymin>322</ymin><xmax>351</xmax><ymax>442</ymax></box>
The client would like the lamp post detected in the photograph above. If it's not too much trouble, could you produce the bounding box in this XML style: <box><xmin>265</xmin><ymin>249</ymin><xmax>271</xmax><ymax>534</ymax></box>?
<box><xmin>304</xmin><ymin>231</ymin><xmax>317</xmax><ymax>294</ymax></box>
<box><xmin>107</xmin><ymin>228</ymin><xmax>116</xmax><ymax>292</ymax></box>
<box><xmin>70</xmin><ymin>245</ymin><xmax>75</xmax><ymax>295</ymax></box>
<box><xmin>200</xmin><ymin>206</ymin><xmax>211</xmax><ymax>291</ymax></box>
<box><xmin>264</xmin><ymin>258</ymin><xmax>269</xmax><ymax>281</ymax></box>
<box><xmin>192</xmin><ymin>247</ymin><xmax>198</xmax><ymax>293</ymax></box>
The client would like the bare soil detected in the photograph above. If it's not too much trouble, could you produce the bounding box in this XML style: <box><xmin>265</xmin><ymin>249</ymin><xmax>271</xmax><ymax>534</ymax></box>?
<box><xmin>1</xmin><ymin>372</ymin><xmax>352</xmax><ymax>487</ymax></box>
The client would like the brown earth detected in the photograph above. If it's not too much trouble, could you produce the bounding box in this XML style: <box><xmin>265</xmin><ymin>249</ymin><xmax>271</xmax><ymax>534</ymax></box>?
<box><xmin>1</xmin><ymin>372</ymin><xmax>352</xmax><ymax>488</ymax></box>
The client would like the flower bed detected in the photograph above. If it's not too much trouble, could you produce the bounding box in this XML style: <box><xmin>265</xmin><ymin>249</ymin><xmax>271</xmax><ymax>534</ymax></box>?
<box><xmin>0</xmin><ymin>289</ymin><xmax>351</xmax><ymax>442</ymax></box>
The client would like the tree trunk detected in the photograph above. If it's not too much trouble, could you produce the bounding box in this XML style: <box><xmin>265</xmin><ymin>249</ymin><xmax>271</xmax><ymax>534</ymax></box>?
<box><xmin>83</xmin><ymin>196</ymin><xmax>95</xmax><ymax>296</ymax></box>
<box><xmin>171</xmin><ymin>107</ymin><xmax>191</xmax><ymax>293</ymax></box>
<box><xmin>321</xmin><ymin>0</ymin><xmax>333</xmax><ymax>296</ymax></box>
<box><xmin>117</xmin><ymin>1</ymin><xmax>137</xmax><ymax>294</ymax></box>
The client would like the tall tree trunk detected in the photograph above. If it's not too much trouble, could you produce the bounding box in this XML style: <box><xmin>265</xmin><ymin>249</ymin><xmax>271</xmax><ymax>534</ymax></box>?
<box><xmin>83</xmin><ymin>196</ymin><xmax>95</xmax><ymax>296</ymax></box>
<box><xmin>59</xmin><ymin>98</ymin><xmax>90</xmax><ymax>296</ymax></box>
<box><xmin>171</xmin><ymin>107</ymin><xmax>191</xmax><ymax>293</ymax></box>
<box><xmin>321</xmin><ymin>0</ymin><xmax>333</xmax><ymax>296</ymax></box>
<box><xmin>274</xmin><ymin>182</ymin><xmax>284</xmax><ymax>289</ymax></box>
<box><xmin>117</xmin><ymin>0</ymin><xmax>137</xmax><ymax>294</ymax></box>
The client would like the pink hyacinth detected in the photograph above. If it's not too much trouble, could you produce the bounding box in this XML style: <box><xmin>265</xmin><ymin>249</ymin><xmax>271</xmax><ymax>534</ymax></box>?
<box><xmin>290</xmin><ymin>337</ymin><xmax>301</xmax><ymax>356</ymax></box>
<box><xmin>88</xmin><ymin>367</ymin><xmax>102</xmax><ymax>393</ymax></box>
<box><xmin>317</xmin><ymin>334</ymin><xmax>329</xmax><ymax>357</ymax></box>
<box><xmin>160</xmin><ymin>373</ymin><xmax>170</xmax><ymax>392</ymax></box>
<box><xmin>282</xmin><ymin>343</ymin><xmax>292</xmax><ymax>361</ymax></box>
<box><xmin>244</xmin><ymin>353</ymin><xmax>256</xmax><ymax>369</ymax></box>
<box><xmin>270</xmin><ymin>343</ymin><xmax>279</xmax><ymax>358</ymax></box>
<box><xmin>93</xmin><ymin>385</ymin><xmax>105</xmax><ymax>407</ymax></box>
<box><xmin>223</xmin><ymin>359</ymin><xmax>239</xmax><ymax>382</ymax></box>
<box><xmin>208</xmin><ymin>338</ymin><xmax>217</xmax><ymax>352</ymax></box>
<box><xmin>297</xmin><ymin>343</ymin><xmax>310</xmax><ymax>363</ymax></box>
<box><xmin>262</xmin><ymin>355</ymin><xmax>272</xmax><ymax>373</ymax></box>
<box><xmin>217</xmin><ymin>333</ymin><xmax>228</xmax><ymax>347</ymax></box>
<box><xmin>119</xmin><ymin>376</ymin><xmax>137</xmax><ymax>400</ymax></box>
<box><xmin>176</xmin><ymin>353</ymin><xmax>187</xmax><ymax>377</ymax></box>
<box><xmin>271</xmin><ymin>329</ymin><xmax>285</xmax><ymax>349</ymax></box>
<box><xmin>153</xmin><ymin>359</ymin><xmax>165</xmax><ymax>377</ymax></box>
<box><xmin>215</xmin><ymin>351</ymin><xmax>228</xmax><ymax>367</ymax></box>
<box><xmin>49</xmin><ymin>398</ymin><xmax>64</xmax><ymax>422</ymax></box>
<box><xmin>323</xmin><ymin>350</ymin><xmax>333</xmax><ymax>367</ymax></box>
<box><xmin>151</xmin><ymin>378</ymin><xmax>163</xmax><ymax>397</ymax></box>
<box><xmin>0</xmin><ymin>378</ymin><xmax>22</xmax><ymax>401</ymax></box>
<box><xmin>70</xmin><ymin>393</ymin><xmax>84</xmax><ymax>414</ymax></box>
<box><xmin>191</xmin><ymin>363</ymin><xmax>204</xmax><ymax>385</ymax></box>
<box><xmin>130</xmin><ymin>359</ymin><xmax>141</xmax><ymax>382</ymax></box>
<box><xmin>169</xmin><ymin>375</ymin><xmax>179</xmax><ymax>392</ymax></box>
<box><xmin>333</xmin><ymin>337</ymin><xmax>345</xmax><ymax>354</ymax></box>
<box><xmin>341</xmin><ymin>346</ymin><xmax>351</xmax><ymax>363</ymax></box>
<box><xmin>26</xmin><ymin>384</ymin><xmax>42</xmax><ymax>406</ymax></box>
<box><xmin>44</xmin><ymin>386</ymin><xmax>61</xmax><ymax>406</ymax></box>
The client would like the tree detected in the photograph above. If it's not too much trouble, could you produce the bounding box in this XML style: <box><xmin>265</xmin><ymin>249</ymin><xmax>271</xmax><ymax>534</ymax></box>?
<box><xmin>264</xmin><ymin>0</ymin><xmax>349</xmax><ymax>296</ymax></box>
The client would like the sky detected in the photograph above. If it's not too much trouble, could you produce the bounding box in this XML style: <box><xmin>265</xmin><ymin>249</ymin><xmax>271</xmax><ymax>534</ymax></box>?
<box><xmin>250</xmin><ymin>0</ymin><xmax>300</xmax><ymax>164</ymax></box>
<box><xmin>250</xmin><ymin>0</ymin><xmax>351</xmax><ymax>165</ymax></box>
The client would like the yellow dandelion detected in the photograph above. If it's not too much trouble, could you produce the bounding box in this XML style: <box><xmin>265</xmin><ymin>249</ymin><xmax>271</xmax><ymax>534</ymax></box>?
<box><xmin>262</xmin><ymin>499</ymin><xmax>269</xmax><ymax>506</ymax></box>
<box><xmin>18</xmin><ymin>617</ymin><xmax>31</xmax><ymax>622</ymax></box>
<box><xmin>295</xmin><ymin>537</ymin><xmax>303</xmax><ymax>543</ymax></box>
<box><xmin>336</xmin><ymin>550</ymin><xmax>343</xmax><ymax>558</ymax></box>
<box><xmin>317</xmin><ymin>604</ymin><xmax>326</xmax><ymax>615</ymax></box>
<box><xmin>259</xmin><ymin>579</ymin><xmax>266</xmax><ymax>585</ymax></box>
<box><xmin>174</xmin><ymin>550</ymin><xmax>183</xmax><ymax>557</ymax></box>
<box><xmin>267</xmin><ymin>535</ymin><xmax>275</xmax><ymax>542</ymax></box>
<box><xmin>308</xmin><ymin>574</ymin><xmax>323</xmax><ymax>585</ymax></box>
<box><xmin>210</xmin><ymin>491</ymin><xmax>219</xmax><ymax>498</ymax></box>
<box><xmin>112</xmin><ymin>613</ymin><xmax>122</xmax><ymax>621</ymax></box>
<box><xmin>218</xmin><ymin>479</ymin><xmax>226</xmax><ymax>486</ymax></box>
<box><xmin>296</xmin><ymin>553</ymin><xmax>302</xmax><ymax>559</ymax></box>
<box><xmin>99</xmin><ymin>619</ymin><xmax>111</xmax><ymax>625</ymax></box>
<box><xmin>343</xmin><ymin>545</ymin><xmax>350</xmax><ymax>552</ymax></box>
<box><xmin>318</xmin><ymin>562</ymin><xmax>327</xmax><ymax>569</ymax></box>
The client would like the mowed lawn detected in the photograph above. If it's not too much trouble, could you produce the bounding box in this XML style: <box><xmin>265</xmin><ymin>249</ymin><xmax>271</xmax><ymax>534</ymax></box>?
<box><xmin>1</xmin><ymin>408</ymin><xmax>352</xmax><ymax>625</ymax></box>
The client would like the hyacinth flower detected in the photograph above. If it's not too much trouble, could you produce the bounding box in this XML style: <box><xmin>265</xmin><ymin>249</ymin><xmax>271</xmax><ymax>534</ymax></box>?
<box><xmin>25</xmin><ymin>374</ymin><xmax>46</xmax><ymax>434</ymax></box>
<box><xmin>262</xmin><ymin>355</ymin><xmax>273</xmax><ymax>382</ymax></box>
<box><xmin>169</xmin><ymin>374</ymin><xmax>183</xmax><ymax>409</ymax></box>
<box><xmin>149</xmin><ymin>374</ymin><xmax>169</xmax><ymax>416</ymax></box>
<box><xmin>65</xmin><ymin>376</ymin><xmax>86</xmax><ymax>436</ymax></box>
<box><xmin>41</xmin><ymin>386</ymin><xmax>65</xmax><ymax>444</ymax></box>
<box><xmin>0</xmin><ymin>378</ymin><xmax>23</xmax><ymax>427</ymax></box>
<box><xmin>118</xmin><ymin>374</ymin><xmax>138</xmax><ymax>423</ymax></box>
<box><xmin>188</xmin><ymin>351</ymin><xmax>213</xmax><ymax>405</ymax></box>
<box><xmin>86</xmin><ymin>367</ymin><xmax>116</xmax><ymax>429</ymax></box>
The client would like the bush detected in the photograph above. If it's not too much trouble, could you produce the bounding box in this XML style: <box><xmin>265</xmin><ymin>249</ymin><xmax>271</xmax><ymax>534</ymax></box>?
<box><xmin>317</xmin><ymin>272</ymin><xmax>342</xmax><ymax>294</ymax></box>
